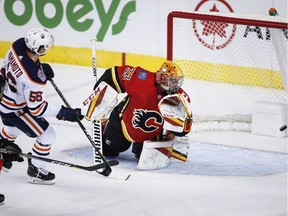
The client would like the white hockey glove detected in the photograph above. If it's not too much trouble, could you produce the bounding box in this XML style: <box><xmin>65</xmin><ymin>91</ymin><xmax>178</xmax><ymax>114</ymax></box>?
<box><xmin>82</xmin><ymin>82</ymin><xmax>118</xmax><ymax>121</ymax></box>
<box><xmin>158</xmin><ymin>93</ymin><xmax>193</xmax><ymax>133</ymax></box>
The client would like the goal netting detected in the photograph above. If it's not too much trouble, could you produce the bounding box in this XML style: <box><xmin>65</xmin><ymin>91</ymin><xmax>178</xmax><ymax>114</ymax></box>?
<box><xmin>167</xmin><ymin>11</ymin><xmax>288</xmax><ymax>132</ymax></box>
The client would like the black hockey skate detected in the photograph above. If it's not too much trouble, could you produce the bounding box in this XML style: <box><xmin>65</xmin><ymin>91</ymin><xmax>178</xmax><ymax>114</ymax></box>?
<box><xmin>27</xmin><ymin>156</ymin><xmax>55</xmax><ymax>185</ymax></box>
<box><xmin>0</xmin><ymin>194</ymin><xmax>5</xmax><ymax>204</ymax></box>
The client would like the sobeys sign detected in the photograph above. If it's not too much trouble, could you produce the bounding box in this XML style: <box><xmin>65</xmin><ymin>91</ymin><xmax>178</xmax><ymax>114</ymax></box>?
<box><xmin>3</xmin><ymin>0</ymin><xmax>136</xmax><ymax>41</ymax></box>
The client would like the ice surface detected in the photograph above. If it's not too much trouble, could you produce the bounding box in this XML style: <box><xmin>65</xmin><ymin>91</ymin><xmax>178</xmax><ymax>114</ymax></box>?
<box><xmin>0</xmin><ymin>62</ymin><xmax>287</xmax><ymax>216</ymax></box>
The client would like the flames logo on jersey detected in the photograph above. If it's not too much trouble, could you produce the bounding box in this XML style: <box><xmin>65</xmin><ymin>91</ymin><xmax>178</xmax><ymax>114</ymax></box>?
<box><xmin>132</xmin><ymin>109</ymin><xmax>163</xmax><ymax>133</ymax></box>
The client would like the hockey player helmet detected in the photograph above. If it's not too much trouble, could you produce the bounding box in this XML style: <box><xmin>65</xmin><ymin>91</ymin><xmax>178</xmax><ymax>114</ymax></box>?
<box><xmin>156</xmin><ymin>61</ymin><xmax>184</xmax><ymax>94</ymax></box>
<box><xmin>25</xmin><ymin>28</ymin><xmax>54</xmax><ymax>56</ymax></box>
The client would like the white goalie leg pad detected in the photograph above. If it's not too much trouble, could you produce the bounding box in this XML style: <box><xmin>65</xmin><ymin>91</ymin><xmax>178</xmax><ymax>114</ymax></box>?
<box><xmin>171</xmin><ymin>136</ymin><xmax>190</xmax><ymax>162</ymax></box>
<box><xmin>82</xmin><ymin>82</ymin><xmax>118</xmax><ymax>121</ymax></box>
<box><xmin>137</xmin><ymin>138</ymin><xmax>175</xmax><ymax>170</ymax></box>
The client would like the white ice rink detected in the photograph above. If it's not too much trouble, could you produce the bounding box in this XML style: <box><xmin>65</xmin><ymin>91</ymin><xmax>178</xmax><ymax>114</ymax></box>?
<box><xmin>0</xmin><ymin>62</ymin><xmax>287</xmax><ymax>216</ymax></box>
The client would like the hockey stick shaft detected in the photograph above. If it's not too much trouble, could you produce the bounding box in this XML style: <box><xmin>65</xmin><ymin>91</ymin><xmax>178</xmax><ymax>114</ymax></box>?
<box><xmin>0</xmin><ymin>148</ymin><xmax>118</xmax><ymax>171</ymax></box>
<box><xmin>91</xmin><ymin>38</ymin><xmax>97</xmax><ymax>81</ymax></box>
<box><xmin>48</xmin><ymin>78</ymin><xmax>112</xmax><ymax>176</ymax></box>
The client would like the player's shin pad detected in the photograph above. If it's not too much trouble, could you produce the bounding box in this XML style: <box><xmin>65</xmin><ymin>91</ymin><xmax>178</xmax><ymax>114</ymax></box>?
<box><xmin>137</xmin><ymin>139</ymin><xmax>174</xmax><ymax>170</ymax></box>
<box><xmin>82</xmin><ymin>82</ymin><xmax>118</xmax><ymax>121</ymax></box>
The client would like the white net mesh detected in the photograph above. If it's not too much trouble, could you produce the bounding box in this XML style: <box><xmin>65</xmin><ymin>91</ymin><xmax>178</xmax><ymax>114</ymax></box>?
<box><xmin>168</xmin><ymin>12</ymin><xmax>288</xmax><ymax>131</ymax></box>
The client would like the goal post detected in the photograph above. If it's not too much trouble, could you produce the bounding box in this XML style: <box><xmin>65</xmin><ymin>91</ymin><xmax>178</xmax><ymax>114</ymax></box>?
<box><xmin>167</xmin><ymin>11</ymin><xmax>287</xmax><ymax>132</ymax></box>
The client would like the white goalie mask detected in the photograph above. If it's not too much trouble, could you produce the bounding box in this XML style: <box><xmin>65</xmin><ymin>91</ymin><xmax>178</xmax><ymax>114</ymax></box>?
<box><xmin>25</xmin><ymin>28</ymin><xmax>54</xmax><ymax>56</ymax></box>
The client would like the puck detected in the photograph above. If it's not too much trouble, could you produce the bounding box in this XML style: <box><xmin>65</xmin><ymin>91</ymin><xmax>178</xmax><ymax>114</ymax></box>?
<box><xmin>279</xmin><ymin>125</ymin><xmax>287</xmax><ymax>131</ymax></box>
<box><xmin>0</xmin><ymin>194</ymin><xmax>5</xmax><ymax>204</ymax></box>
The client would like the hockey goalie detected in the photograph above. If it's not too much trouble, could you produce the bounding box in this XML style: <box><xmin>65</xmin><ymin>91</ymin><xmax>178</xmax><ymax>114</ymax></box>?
<box><xmin>82</xmin><ymin>61</ymin><xmax>192</xmax><ymax>170</ymax></box>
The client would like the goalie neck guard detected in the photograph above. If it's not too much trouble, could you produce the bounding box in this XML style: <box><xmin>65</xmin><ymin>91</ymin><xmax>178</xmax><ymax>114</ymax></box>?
<box><xmin>156</xmin><ymin>61</ymin><xmax>184</xmax><ymax>94</ymax></box>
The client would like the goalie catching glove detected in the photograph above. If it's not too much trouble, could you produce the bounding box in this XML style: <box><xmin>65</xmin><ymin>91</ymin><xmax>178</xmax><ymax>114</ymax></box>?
<box><xmin>82</xmin><ymin>82</ymin><xmax>118</xmax><ymax>121</ymax></box>
<box><xmin>158</xmin><ymin>93</ymin><xmax>192</xmax><ymax>134</ymax></box>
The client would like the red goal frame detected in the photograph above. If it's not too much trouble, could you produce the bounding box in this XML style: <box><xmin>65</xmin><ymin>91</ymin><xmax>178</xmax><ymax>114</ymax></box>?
<box><xmin>167</xmin><ymin>11</ymin><xmax>288</xmax><ymax>60</ymax></box>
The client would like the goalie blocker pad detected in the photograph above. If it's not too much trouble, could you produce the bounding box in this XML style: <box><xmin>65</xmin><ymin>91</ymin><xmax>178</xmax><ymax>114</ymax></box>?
<box><xmin>82</xmin><ymin>82</ymin><xmax>118</xmax><ymax>121</ymax></box>
<box><xmin>137</xmin><ymin>136</ymin><xmax>190</xmax><ymax>170</ymax></box>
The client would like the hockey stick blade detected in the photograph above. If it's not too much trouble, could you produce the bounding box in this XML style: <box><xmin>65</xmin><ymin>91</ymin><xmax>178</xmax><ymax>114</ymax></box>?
<box><xmin>24</xmin><ymin>153</ymin><xmax>118</xmax><ymax>172</ymax></box>
<box><xmin>0</xmin><ymin>148</ymin><xmax>118</xmax><ymax>172</ymax></box>
<box><xmin>108</xmin><ymin>170</ymin><xmax>131</xmax><ymax>181</ymax></box>
<box><xmin>93</xmin><ymin>159</ymin><xmax>119</xmax><ymax>171</ymax></box>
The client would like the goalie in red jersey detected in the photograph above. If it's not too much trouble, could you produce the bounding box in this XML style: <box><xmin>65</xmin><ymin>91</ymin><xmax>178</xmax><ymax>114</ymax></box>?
<box><xmin>85</xmin><ymin>61</ymin><xmax>192</xmax><ymax>166</ymax></box>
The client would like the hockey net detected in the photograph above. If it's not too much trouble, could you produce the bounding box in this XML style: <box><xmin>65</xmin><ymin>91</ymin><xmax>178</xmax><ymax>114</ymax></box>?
<box><xmin>167</xmin><ymin>11</ymin><xmax>288</xmax><ymax>131</ymax></box>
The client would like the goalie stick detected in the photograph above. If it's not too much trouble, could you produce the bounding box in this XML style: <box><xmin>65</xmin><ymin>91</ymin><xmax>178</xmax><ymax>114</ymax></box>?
<box><xmin>0</xmin><ymin>148</ymin><xmax>119</xmax><ymax>172</ymax></box>
<box><xmin>90</xmin><ymin>38</ymin><xmax>103</xmax><ymax>166</ymax></box>
<box><xmin>87</xmin><ymin>39</ymin><xmax>130</xmax><ymax>180</ymax></box>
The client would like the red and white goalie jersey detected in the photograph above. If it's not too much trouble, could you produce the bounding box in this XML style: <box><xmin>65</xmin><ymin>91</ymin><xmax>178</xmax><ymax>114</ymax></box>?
<box><xmin>95</xmin><ymin>65</ymin><xmax>191</xmax><ymax>142</ymax></box>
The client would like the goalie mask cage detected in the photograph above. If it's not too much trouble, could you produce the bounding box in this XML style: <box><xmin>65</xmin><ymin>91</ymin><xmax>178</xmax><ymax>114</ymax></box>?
<box><xmin>167</xmin><ymin>11</ymin><xmax>288</xmax><ymax>131</ymax></box>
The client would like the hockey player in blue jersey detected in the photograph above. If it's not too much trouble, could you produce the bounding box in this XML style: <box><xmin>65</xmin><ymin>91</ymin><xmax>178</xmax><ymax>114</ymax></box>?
<box><xmin>0</xmin><ymin>28</ymin><xmax>83</xmax><ymax>184</ymax></box>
